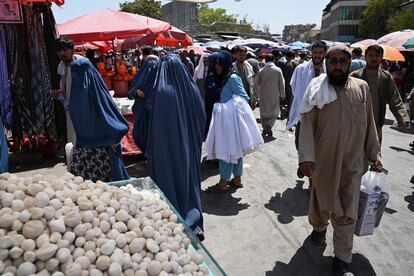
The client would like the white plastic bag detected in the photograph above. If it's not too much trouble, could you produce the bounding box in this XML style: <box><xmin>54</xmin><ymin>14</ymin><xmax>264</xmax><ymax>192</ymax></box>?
<box><xmin>360</xmin><ymin>171</ymin><xmax>388</xmax><ymax>195</ymax></box>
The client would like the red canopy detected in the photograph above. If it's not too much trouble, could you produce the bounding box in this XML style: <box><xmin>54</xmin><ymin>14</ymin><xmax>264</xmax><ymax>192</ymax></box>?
<box><xmin>156</xmin><ymin>26</ymin><xmax>193</xmax><ymax>47</ymax></box>
<box><xmin>122</xmin><ymin>25</ymin><xmax>192</xmax><ymax>49</ymax></box>
<box><xmin>21</xmin><ymin>0</ymin><xmax>64</xmax><ymax>6</ymax></box>
<box><xmin>57</xmin><ymin>9</ymin><xmax>171</xmax><ymax>43</ymax></box>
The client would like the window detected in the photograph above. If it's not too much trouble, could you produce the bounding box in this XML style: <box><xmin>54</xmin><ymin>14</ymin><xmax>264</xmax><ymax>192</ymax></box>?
<box><xmin>338</xmin><ymin>25</ymin><xmax>359</xmax><ymax>36</ymax></box>
<box><xmin>339</xmin><ymin>6</ymin><xmax>365</xmax><ymax>21</ymax></box>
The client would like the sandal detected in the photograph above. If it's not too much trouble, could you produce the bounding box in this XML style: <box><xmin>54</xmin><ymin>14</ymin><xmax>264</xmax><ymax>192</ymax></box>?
<box><xmin>229</xmin><ymin>179</ymin><xmax>244</xmax><ymax>188</ymax></box>
<box><xmin>205</xmin><ymin>184</ymin><xmax>229</xmax><ymax>194</ymax></box>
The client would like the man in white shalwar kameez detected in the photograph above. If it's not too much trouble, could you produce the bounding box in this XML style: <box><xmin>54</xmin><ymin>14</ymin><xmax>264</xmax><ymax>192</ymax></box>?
<box><xmin>256</xmin><ymin>54</ymin><xmax>286</xmax><ymax>136</ymax></box>
<box><xmin>286</xmin><ymin>41</ymin><xmax>328</xmax><ymax>149</ymax></box>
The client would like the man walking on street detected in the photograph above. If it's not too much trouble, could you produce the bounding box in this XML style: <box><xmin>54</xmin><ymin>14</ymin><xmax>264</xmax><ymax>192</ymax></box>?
<box><xmin>351</xmin><ymin>45</ymin><xmax>410</xmax><ymax>144</ymax></box>
<box><xmin>281</xmin><ymin>50</ymin><xmax>297</xmax><ymax>120</ymax></box>
<box><xmin>233</xmin><ymin>46</ymin><xmax>255</xmax><ymax>100</ymax></box>
<box><xmin>256</xmin><ymin>54</ymin><xmax>286</xmax><ymax>137</ymax></box>
<box><xmin>298</xmin><ymin>45</ymin><xmax>382</xmax><ymax>276</ymax></box>
<box><xmin>350</xmin><ymin>47</ymin><xmax>366</xmax><ymax>72</ymax></box>
<box><xmin>287</xmin><ymin>41</ymin><xmax>327</xmax><ymax>149</ymax></box>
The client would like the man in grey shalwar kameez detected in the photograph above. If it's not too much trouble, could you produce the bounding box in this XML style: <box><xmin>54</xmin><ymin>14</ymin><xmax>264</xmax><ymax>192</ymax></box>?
<box><xmin>256</xmin><ymin>54</ymin><xmax>285</xmax><ymax>137</ymax></box>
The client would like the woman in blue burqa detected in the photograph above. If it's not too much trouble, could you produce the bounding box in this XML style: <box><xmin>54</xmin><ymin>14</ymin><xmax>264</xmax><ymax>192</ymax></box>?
<box><xmin>69</xmin><ymin>58</ymin><xmax>129</xmax><ymax>182</ymax></box>
<box><xmin>128</xmin><ymin>56</ymin><xmax>159</xmax><ymax>156</ymax></box>
<box><xmin>147</xmin><ymin>54</ymin><xmax>206</xmax><ymax>240</ymax></box>
<box><xmin>205</xmin><ymin>50</ymin><xmax>250</xmax><ymax>194</ymax></box>
<box><xmin>0</xmin><ymin>116</ymin><xmax>8</xmax><ymax>173</ymax></box>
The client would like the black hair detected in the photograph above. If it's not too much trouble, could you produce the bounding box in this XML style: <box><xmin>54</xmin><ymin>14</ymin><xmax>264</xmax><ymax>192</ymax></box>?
<box><xmin>352</xmin><ymin>47</ymin><xmax>363</xmax><ymax>56</ymax></box>
<box><xmin>285</xmin><ymin>51</ymin><xmax>295</xmax><ymax>59</ymax></box>
<box><xmin>311</xmin><ymin>40</ymin><xmax>327</xmax><ymax>51</ymax></box>
<box><xmin>271</xmin><ymin>49</ymin><xmax>280</xmax><ymax>58</ymax></box>
<box><xmin>265</xmin><ymin>54</ymin><xmax>274</xmax><ymax>63</ymax></box>
<box><xmin>141</xmin><ymin>47</ymin><xmax>152</xmax><ymax>56</ymax></box>
<box><xmin>56</xmin><ymin>37</ymin><xmax>74</xmax><ymax>50</ymax></box>
<box><xmin>233</xmin><ymin>45</ymin><xmax>247</xmax><ymax>53</ymax></box>
<box><xmin>300</xmin><ymin>52</ymin><xmax>307</xmax><ymax>59</ymax></box>
<box><xmin>366</xmin><ymin>45</ymin><xmax>384</xmax><ymax>56</ymax></box>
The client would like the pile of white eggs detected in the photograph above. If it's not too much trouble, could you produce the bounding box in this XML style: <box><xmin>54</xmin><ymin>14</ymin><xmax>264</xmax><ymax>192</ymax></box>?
<box><xmin>0</xmin><ymin>173</ymin><xmax>207</xmax><ymax>276</ymax></box>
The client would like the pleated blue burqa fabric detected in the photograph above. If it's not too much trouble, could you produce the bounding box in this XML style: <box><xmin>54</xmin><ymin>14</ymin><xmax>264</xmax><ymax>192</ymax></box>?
<box><xmin>128</xmin><ymin>57</ymin><xmax>159</xmax><ymax>155</ymax></box>
<box><xmin>147</xmin><ymin>54</ymin><xmax>206</xmax><ymax>231</ymax></box>
<box><xmin>69</xmin><ymin>58</ymin><xmax>129</xmax><ymax>181</ymax></box>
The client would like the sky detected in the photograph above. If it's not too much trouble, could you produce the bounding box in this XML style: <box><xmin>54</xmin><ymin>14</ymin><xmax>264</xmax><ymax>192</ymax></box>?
<box><xmin>52</xmin><ymin>0</ymin><xmax>328</xmax><ymax>34</ymax></box>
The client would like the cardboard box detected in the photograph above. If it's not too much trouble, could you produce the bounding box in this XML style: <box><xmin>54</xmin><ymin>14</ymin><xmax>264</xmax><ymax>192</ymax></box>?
<box><xmin>355</xmin><ymin>191</ymin><xmax>389</xmax><ymax>236</ymax></box>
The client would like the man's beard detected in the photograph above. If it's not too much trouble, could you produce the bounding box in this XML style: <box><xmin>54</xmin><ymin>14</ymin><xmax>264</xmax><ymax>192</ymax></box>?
<box><xmin>366</xmin><ymin>62</ymin><xmax>380</xmax><ymax>70</ymax></box>
<box><xmin>328</xmin><ymin>70</ymin><xmax>349</xmax><ymax>87</ymax></box>
<box><xmin>312</xmin><ymin>57</ymin><xmax>323</xmax><ymax>65</ymax></box>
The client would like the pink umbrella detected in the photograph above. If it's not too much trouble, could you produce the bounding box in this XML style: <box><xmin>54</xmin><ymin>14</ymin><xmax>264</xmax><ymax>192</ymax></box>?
<box><xmin>57</xmin><ymin>9</ymin><xmax>171</xmax><ymax>43</ymax></box>
<box><xmin>350</xmin><ymin>39</ymin><xmax>376</xmax><ymax>48</ymax></box>
<box><xmin>376</xmin><ymin>30</ymin><xmax>414</xmax><ymax>51</ymax></box>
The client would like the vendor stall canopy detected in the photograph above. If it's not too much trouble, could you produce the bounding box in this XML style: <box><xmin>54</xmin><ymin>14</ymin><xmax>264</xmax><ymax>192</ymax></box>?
<box><xmin>57</xmin><ymin>9</ymin><xmax>171</xmax><ymax>43</ymax></box>
<box><xmin>21</xmin><ymin>0</ymin><xmax>64</xmax><ymax>6</ymax></box>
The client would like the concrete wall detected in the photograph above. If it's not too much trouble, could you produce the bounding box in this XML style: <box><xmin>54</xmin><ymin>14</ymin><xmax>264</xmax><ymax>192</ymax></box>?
<box><xmin>162</xmin><ymin>2</ymin><xmax>198</xmax><ymax>35</ymax></box>
<box><xmin>321</xmin><ymin>0</ymin><xmax>367</xmax><ymax>42</ymax></box>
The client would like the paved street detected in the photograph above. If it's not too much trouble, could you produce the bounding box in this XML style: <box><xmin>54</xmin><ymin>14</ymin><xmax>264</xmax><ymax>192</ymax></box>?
<box><xmin>12</xmin><ymin>110</ymin><xmax>414</xmax><ymax>276</ymax></box>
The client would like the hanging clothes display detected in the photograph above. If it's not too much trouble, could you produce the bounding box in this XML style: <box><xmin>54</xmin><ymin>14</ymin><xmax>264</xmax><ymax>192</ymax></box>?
<box><xmin>0</xmin><ymin>25</ymin><xmax>12</xmax><ymax>129</ymax></box>
<box><xmin>4</xmin><ymin>24</ymin><xmax>35</xmax><ymax>138</ymax></box>
<box><xmin>24</xmin><ymin>5</ymin><xmax>55</xmax><ymax>137</ymax></box>
<box><xmin>41</xmin><ymin>4</ymin><xmax>66</xmax><ymax>142</ymax></box>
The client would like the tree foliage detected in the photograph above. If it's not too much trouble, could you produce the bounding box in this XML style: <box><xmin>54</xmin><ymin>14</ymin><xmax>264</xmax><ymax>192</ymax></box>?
<box><xmin>358</xmin><ymin>0</ymin><xmax>406</xmax><ymax>38</ymax></box>
<box><xmin>119</xmin><ymin>0</ymin><xmax>162</xmax><ymax>20</ymax></box>
<box><xmin>387</xmin><ymin>10</ymin><xmax>414</xmax><ymax>32</ymax></box>
<box><xmin>197</xmin><ymin>4</ymin><xmax>256</xmax><ymax>34</ymax></box>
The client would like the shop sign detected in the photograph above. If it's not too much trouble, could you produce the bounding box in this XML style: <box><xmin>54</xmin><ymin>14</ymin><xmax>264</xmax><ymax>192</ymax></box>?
<box><xmin>0</xmin><ymin>0</ymin><xmax>23</xmax><ymax>23</ymax></box>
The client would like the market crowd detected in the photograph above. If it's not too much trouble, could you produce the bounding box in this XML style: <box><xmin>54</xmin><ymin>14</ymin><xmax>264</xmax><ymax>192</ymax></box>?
<box><xmin>1</xmin><ymin>36</ymin><xmax>413</xmax><ymax>276</ymax></box>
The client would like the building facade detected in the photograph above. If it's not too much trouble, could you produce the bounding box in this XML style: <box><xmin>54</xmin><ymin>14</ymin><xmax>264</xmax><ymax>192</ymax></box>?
<box><xmin>162</xmin><ymin>1</ymin><xmax>198</xmax><ymax>35</ymax></box>
<box><xmin>320</xmin><ymin>0</ymin><xmax>368</xmax><ymax>42</ymax></box>
<box><xmin>282</xmin><ymin>24</ymin><xmax>317</xmax><ymax>43</ymax></box>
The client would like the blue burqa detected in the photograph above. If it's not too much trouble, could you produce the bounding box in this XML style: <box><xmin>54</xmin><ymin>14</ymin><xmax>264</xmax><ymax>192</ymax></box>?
<box><xmin>128</xmin><ymin>57</ymin><xmax>159</xmax><ymax>155</ymax></box>
<box><xmin>69</xmin><ymin>58</ymin><xmax>129</xmax><ymax>181</ymax></box>
<box><xmin>148</xmin><ymin>54</ymin><xmax>206</xmax><ymax>231</ymax></box>
<box><xmin>0</xmin><ymin>116</ymin><xmax>8</xmax><ymax>173</ymax></box>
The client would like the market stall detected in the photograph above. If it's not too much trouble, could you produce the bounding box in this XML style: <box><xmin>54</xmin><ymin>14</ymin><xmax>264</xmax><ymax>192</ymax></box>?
<box><xmin>0</xmin><ymin>0</ymin><xmax>65</xmax><ymax>155</ymax></box>
<box><xmin>0</xmin><ymin>172</ymin><xmax>226</xmax><ymax>275</ymax></box>
<box><xmin>56</xmin><ymin>9</ymin><xmax>179</xmax><ymax>156</ymax></box>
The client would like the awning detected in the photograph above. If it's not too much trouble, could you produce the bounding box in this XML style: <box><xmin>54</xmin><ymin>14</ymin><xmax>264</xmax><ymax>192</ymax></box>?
<box><xmin>57</xmin><ymin>9</ymin><xmax>171</xmax><ymax>43</ymax></box>
<box><xmin>122</xmin><ymin>25</ymin><xmax>193</xmax><ymax>48</ymax></box>
<box><xmin>21</xmin><ymin>0</ymin><xmax>65</xmax><ymax>6</ymax></box>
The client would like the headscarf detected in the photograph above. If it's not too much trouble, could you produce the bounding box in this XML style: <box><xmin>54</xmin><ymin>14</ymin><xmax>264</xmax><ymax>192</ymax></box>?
<box><xmin>148</xmin><ymin>54</ymin><xmax>206</xmax><ymax>231</ymax></box>
<box><xmin>210</xmin><ymin>50</ymin><xmax>234</xmax><ymax>89</ymax></box>
<box><xmin>128</xmin><ymin>57</ymin><xmax>159</xmax><ymax>154</ymax></box>
<box><xmin>70</xmin><ymin>58</ymin><xmax>129</xmax><ymax>181</ymax></box>
<box><xmin>193</xmin><ymin>53</ymin><xmax>210</xmax><ymax>81</ymax></box>
<box><xmin>203</xmin><ymin>51</ymin><xmax>235</xmax><ymax>139</ymax></box>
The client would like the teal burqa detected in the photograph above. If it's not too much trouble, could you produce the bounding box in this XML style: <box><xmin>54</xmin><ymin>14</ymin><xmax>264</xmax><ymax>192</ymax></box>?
<box><xmin>69</xmin><ymin>58</ymin><xmax>129</xmax><ymax>181</ymax></box>
<box><xmin>147</xmin><ymin>54</ymin><xmax>206</xmax><ymax>232</ymax></box>
<box><xmin>128</xmin><ymin>57</ymin><xmax>159</xmax><ymax>155</ymax></box>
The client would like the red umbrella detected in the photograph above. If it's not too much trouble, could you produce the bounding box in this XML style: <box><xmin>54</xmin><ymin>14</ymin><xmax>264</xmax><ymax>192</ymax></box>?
<box><xmin>123</xmin><ymin>25</ymin><xmax>193</xmax><ymax>48</ymax></box>
<box><xmin>156</xmin><ymin>26</ymin><xmax>193</xmax><ymax>47</ymax></box>
<box><xmin>57</xmin><ymin>9</ymin><xmax>171</xmax><ymax>43</ymax></box>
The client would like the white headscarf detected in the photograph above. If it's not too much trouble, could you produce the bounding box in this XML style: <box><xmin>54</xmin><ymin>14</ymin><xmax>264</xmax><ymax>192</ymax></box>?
<box><xmin>193</xmin><ymin>53</ymin><xmax>210</xmax><ymax>81</ymax></box>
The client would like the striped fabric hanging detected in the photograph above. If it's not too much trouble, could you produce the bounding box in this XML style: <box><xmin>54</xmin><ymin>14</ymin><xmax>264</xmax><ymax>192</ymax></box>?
<box><xmin>0</xmin><ymin>25</ymin><xmax>12</xmax><ymax>129</ymax></box>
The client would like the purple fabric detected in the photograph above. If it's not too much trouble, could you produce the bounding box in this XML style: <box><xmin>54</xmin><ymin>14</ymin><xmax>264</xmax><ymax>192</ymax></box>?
<box><xmin>0</xmin><ymin>25</ymin><xmax>12</xmax><ymax>129</ymax></box>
